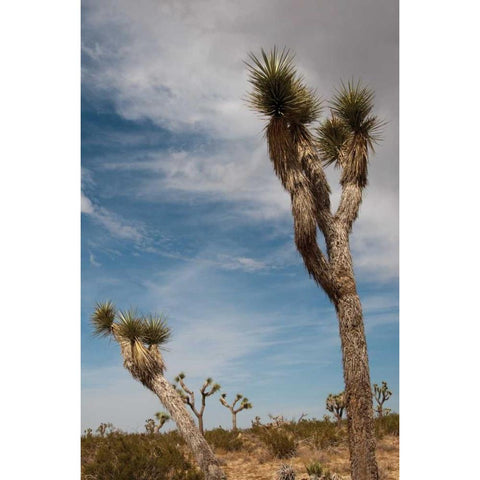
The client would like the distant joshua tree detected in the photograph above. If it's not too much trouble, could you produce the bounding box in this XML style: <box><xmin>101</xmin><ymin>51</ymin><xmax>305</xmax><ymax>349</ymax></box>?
<box><xmin>91</xmin><ymin>302</ymin><xmax>226</xmax><ymax>480</ymax></box>
<box><xmin>246</xmin><ymin>48</ymin><xmax>383</xmax><ymax>480</ymax></box>
<box><xmin>373</xmin><ymin>381</ymin><xmax>392</xmax><ymax>418</ymax></box>
<box><xmin>219</xmin><ymin>393</ymin><xmax>252</xmax><ymax>430</ymax></box>
<box><xmin>326</xmin><ymin>392</ymin><xmax>346</xmax><ymax>426</ymax></box>
<box><xmin>144</xmin><ymin>418</ymin><xmax>156</xmax><ymax>434</ymax></box>
<box><xmin>173</xmin><ymin>372</ymin><xmax>220</xmax><ymax>435</ymax></box>
<box><xmin>145</xmin><ymin>412</ymin><xmax>170</xmax><ymax>434</ymax></box>
<box><xmin>96</xmin><ymin>422</ymin><xmax>114</xmax><ymax>437</ymax></box>
<box><xmin>154</xmin><ymin>411</ymin><xmax>171</xmax><ymax>432</ymax></box>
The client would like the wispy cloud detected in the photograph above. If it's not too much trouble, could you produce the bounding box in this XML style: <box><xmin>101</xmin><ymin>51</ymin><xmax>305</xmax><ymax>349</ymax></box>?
<box><xmin>89</xmin><ymin>252</ymin><xmax>101</xmax><ymax>267</ymax></box>
<box><xmin>81</xmin><ymin>192</ymin><xmax>145</xmax><ymax>243</ymax></box>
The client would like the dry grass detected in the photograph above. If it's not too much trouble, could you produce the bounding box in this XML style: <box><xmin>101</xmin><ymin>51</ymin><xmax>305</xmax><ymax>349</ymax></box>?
<box><xmin>215</xmin><ymin>434</ymin><xmax>398</xmax><ymax>480</ymax></box>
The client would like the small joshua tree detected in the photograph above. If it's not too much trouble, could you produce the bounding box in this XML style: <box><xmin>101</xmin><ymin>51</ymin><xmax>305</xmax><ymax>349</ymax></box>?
<box><xmin>145</xmin><ymin>418</ymin><xmax>156</xmax><ymax>434</ymax></box>
<box><xmin>173</xmin><ymin>372</ymin><xmax>221</xmax><ymax>435</ymax></box>
<box><xmin>219</xmin><ymin>393</ymin><xmax>252</xmax><ymax>431</ymax></box>
<box><xmin>373</xmin><ymin>381</ymin><xmax>392</xmax><ymax>418</ymax></box>
<box><xmin>326</xmin><ymin>392</ymin><xmax>346</xmax><ymax>426</ymax></box>
<box><xmin>145</xmin><ymin>412</ymin><xmax>170</xmax><ymax>434</ymax></box>
<box><xmin>154</xmin><ymin>411</ymin><xmax>171</xmax><ymax>432</ymax></box>
<box><xmin>96</xmin><ymin>422</ymin><xmax>114</xmax><ymax>437</ymax></box>
<box><xmin>91</xmin><ymin>301</ymin><xmax>226</xmax><ymax>480</ymax></box>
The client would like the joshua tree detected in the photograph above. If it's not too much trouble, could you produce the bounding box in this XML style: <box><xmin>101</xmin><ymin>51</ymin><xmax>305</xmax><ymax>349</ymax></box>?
<box><xmin>154</xmin><ymin>411</ymin><xmax>171</xmax><ymax>432</ymax></box>
<box><xmin>372</xmin><ymin>381</ymin><xmax>392</xmax><ymax>418</ymax></box>
<box><xmin>91</xmin><ymin>302</ymin><xmax>226</xmax><ymax>480</ymax></box>
<box><xmin>144</xmin><ymin>418</ymin><xmax>156</xmax><ymax>434</ymax></box>
<box><xmin>219</xmin><ymin>393</ymin><xmax>252</xmax><ymax>430</ymax></box>
<box><xmin>173</xmin><ymin>372</ymin><xmax>221</xmax><ymax>435</ymax></box>
<box><xmin>145</xmin><ymin>411</ymin><xmax>171</xmax><ymax>434</ymax></box>
<box><xmin>326</xmin><ymin>392</ymin><xmax>346</xmax><ymax>426</ymax></box>
<box><xmin>96</xmin><ymin>422</ymin><xmax>114</xmax><ymax>437</ymax></box>
<box><xmin>246</xmin><ymin>48</ymin><xmax>383</xmax><ymax>480</ymax></box>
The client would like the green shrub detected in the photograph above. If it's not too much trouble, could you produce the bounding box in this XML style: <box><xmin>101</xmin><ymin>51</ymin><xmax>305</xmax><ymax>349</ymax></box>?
<box><xmin>375</xmin><ymin>413</ymin><xmax>399</xmax><ymax>438</ymax></box>
<box><xmin>205</xmin><ymin>427</ymin><xmax>243</xmax><ymax>452</ymax></box>
<box><xmin>305</xmin><ymin>461</ymin><xmax>324</xmax><ymax>476</ymax></box>
<box><xmin>258</xmin><ymin>428</ymin><xmax>297</xmax><ymax>458</ymax></box>
<box><xmin>283</xmin><ymin>416</ymin><xmax>344</xmax><ymax>449</ymax></box>
<box><xmin>81</xmin><ymin>431</ymin><xmax>203</xmax><ymax>480</ymax></box>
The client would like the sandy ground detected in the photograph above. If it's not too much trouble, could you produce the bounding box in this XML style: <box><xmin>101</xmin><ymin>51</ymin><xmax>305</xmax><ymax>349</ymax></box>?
<box><xmin>216</xmin><ymin>435</ymin><xmax>399</xmax><ymax>480</ymax></box>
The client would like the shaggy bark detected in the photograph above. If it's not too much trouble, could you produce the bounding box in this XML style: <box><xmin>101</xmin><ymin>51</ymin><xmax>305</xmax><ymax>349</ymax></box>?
<box><xmin>150</xmin><ymin>376</ymin><xmax>226</xmax><ymax>480</ymax></box>
<box><xmin>265</xmin><ymin>118</ymin><xmax>379</xmax><ymax>480</ymax></box>
<box><xmin>115</xmin><ymin>334</ymin><xmax>226</xmax><ymax>480</ymax></box>
<box><xmin>330</xmin><ymin>185</ymin><xmax>379</xmax><ymax>480</ymax></box>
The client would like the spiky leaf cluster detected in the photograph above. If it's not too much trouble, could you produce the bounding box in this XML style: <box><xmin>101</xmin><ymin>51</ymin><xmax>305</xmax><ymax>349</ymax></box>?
<box><xmin>92</xmin><ymin>302</ymin><xmax>171</xmax><ymax>386</ymax></box>
<box><xmin>116</xmin><ymin>310</ymin><xmax>145</xmax><ymax>342</ymax></box>
<box><xmin>246</xmin><ymin>47</ymin><xmax>321</xmax><ymax>125</ymax></box>
<box><xmin>240</xmin><ymin>397</ymin><xmax>253</xmax><ymax>410</ymax></box>
<box><xmin>315</xmin><ymin>116</ymin><xmax>350</xmax><ymax>167</ymax></box>
<box><xmin>326</xmin><ymin>392</ymin><xmax>346</xmax><ymax>414</ymax></box>
<box><xmin>277</xmin><ymin>464</ymin><xmax>296</xmax><ymax>480</ymax></box>
<box><xmin>92</xmin><ymin>302</ymin><xmax>171</xmax><ymax>347</ymax></box>
<box><xmin>142</xmin><ymin>314</ymin><xmax>171</xmax><ymax>346</ymax></box>
<box><xmin>155</xmin><ymin>411</ymin><xmax>171</xmax><ymax>422</ymax></box>
<box><xmin>316</xmin><ymin>80</ymin><xmax>383</xmax><ymax>187</ymax></box>
<box><xmin>91</xmin><ymin>301</ymin><xmax>116</xmax><ymax>337</ymax></box>
<box><xmin>330</xmin><ymin>80</ymin><xmax>382</xmax><ymax>140</ymax></box>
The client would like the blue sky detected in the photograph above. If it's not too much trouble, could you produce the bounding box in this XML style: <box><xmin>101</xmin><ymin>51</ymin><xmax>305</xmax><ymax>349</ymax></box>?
<box><xmin>81</xmin><ymin>0</ymin><xmax>398</xmax><ymax>433</ymax></box>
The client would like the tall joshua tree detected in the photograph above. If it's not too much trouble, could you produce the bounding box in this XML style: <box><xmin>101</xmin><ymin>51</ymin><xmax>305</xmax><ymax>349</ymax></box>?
<box><xmin>246</xmin><ymin>48</ymin><xmax>383</xmax><ymax>480</ymax></box>
<box><xmin>373</xmin><ymin>381</ymin><xmax>392</xmax><ymax>418</ymax></box>
<box><xmin>91</xmin><ymin>302</ymin><xmax>226</xmax><ymax>480</ymax></box>
<box><xmin>219</xmin><ymin>393</ymin><xmax>252</xmax><ymax>430</ymax></box>
<box><xmin>326</xmin><ymin>392</ymin><xmax>346</xmax><ymax>426</ymax></box>
<box><xmin>173</xmin><ymin>372</ymin><xmax>221</xmax><ymax>435</ymax></box>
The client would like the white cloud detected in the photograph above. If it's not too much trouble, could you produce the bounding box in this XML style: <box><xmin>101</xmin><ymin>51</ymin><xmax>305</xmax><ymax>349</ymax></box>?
<box><xmin>89</xmin><ymin>252</ymin><xmax>101</xmax><ymax>267</ymax></box>
<box><xmin>83</xmin><ymin>0</ymin><xmax>398</xmax><ymax>283</ymax></box>
<box><xmin>81</xmin><ymin>192</ymin><xmax>145</xmax><ymax>243</ymax></box>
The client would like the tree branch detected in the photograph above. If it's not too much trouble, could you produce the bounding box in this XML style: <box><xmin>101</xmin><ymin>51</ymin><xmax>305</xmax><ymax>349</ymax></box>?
<box><xmin>334</xmin><ymin>181</ymin><xmax>363</xmax><ymax>233</ymax></box>
<box><xmin>266</xmin><ymin>117</ymin><xmax>338</xmax><ymax>302</ymax></box>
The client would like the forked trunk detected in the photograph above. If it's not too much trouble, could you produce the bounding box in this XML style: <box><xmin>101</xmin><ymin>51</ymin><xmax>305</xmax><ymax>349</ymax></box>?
<box><xmin>335</xmin><ymin>292</ymin><xmax>378</xmax><ymax>480</ymax></box>
<box><xmin>150</xmin><ymin>375</ymin><xmax>226</xmax><ymax>480</ymax></box>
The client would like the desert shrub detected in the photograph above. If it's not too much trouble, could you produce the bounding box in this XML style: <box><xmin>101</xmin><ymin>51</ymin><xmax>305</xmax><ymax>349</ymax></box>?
<box><xmin>277</xmin><ymin>464</ymin><xmax>296</xmax><ymax>480</ymax></box>
<box><xmin>81</xmin><ymin>431</ymin><xmax>203</xmax><ymax>480</ymax></box>
<box><xmin>375</xmin><ymin>413</ymin><xmax>399</xmax><ymax>438</ymax></box>
<box><xmin>284</xmin><ymin>416</ymin><xmax>344</xmax><ymax>449</ymax></box>
<box><xmin>304</xmin><ymin>461</ymin><xmax>334</xmax><ymax>479</ymax></box>
<box><xmin>305</xmin><ymin>461</ymin><xmax>324</xmax><ymax>477</ymax></box>
<box><xmin>205</xmin><ymin>427</ymin><xmax>243</xmax><ymax>452</ymax></box>
<box><xmin>258</xmin><ymin>428</ymin><xmax>297</xmax><ymax>458</ymax></box>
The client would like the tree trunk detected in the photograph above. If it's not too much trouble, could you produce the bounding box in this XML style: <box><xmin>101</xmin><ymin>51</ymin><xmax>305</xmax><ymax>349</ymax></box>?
<box><xmin>149</xmin><ymin>375</ymin><xmax>226</xmax><ymax>480</ymax></box>
<box><xmin>231</xmin><ymin>412</ymin><xmax>237</xmax><ymax>431</ymax></box>
<box><xmin>336</xmin><ymin>413</ymin><xmax>342</xmax><ymax>428</ymax></box>
<box><xmin>198</xmin><ymin>414</ymin><xmax>204</xmax><ymax>436</ymax></box>
<box><xmin>336</xmin><ymin>292</ymin><xmax>378</xmax><ymax>480</ymax></box>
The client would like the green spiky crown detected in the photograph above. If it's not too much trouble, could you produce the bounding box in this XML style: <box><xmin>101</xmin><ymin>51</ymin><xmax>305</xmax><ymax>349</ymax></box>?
<box><xmin>246</xmin><ymin>47</ymin><xmax>321</xmax><ymax>125</ymax></box>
